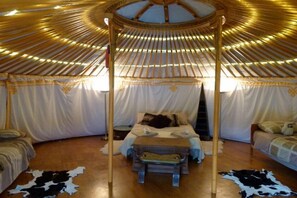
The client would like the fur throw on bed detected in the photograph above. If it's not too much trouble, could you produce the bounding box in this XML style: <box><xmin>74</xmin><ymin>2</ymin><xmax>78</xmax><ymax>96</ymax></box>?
<box><xmin>139</xmin><ymin>113</ymin><xmax>180</xmax><ymax>128</ymax></box>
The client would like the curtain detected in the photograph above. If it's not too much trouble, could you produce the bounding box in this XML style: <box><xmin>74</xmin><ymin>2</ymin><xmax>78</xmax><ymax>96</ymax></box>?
<box><xmin>9</xmin><ymin>75</ymin><xmax>106</xmax><ymax>143</ymax></box>
<box><xmin>204</xmin><ymin>79</ymin><xmax>297</xmax><ymax>143</ymax></box>
<box><xmin>0</xmin><ymin>81</ymin><xmax>6</xmax><ymax>129</ymax></box>
<box><xmin>114</xmin><ymin>82</ymin><xmax>202</xmax><ymax>127</ymax></box>
<box><xmin>4</xmin><ymin>75</ymin><xmax>202</xmax><ymax>143</ymax></box>
<box><xmin>4</xmin><ymin>73</ymin><xmax>297</xmax><ymax>144</ymax></box>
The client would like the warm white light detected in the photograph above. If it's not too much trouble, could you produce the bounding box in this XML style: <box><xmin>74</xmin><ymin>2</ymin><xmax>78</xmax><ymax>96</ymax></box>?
<box><xmin>222</xmin><ymin>16</ymin><xmax>226</xmax><ymax>25</ymax></box>
<box><xmin>220</xmin><ymin>78</ymin><xmax>238</xmax><ymax>93</ymax></box>
<box><xmin>91</xmin><ymin>76</ymin><xmax>109</xmax><ymax>91</ymax></box>
<box><xmin>54</xmin><ymin>6</ymin><xmax>61</xmax><ymax>9</ymax></box>
<box><xmin>5</xmin><ymin>10</ymin><xmax>18</xmax><ymax>16</ymax></box>
<box><xmin>104</xmin><ymin>18</ymin><xmax>109</xmax><ymax>26</ymax></box>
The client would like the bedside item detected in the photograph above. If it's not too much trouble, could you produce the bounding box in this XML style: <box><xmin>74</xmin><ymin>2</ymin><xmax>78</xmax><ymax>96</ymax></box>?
<box><xmin>114</xmin><ymin>125</ymin><xmax>132</xmax><ymax>140</ymax></box>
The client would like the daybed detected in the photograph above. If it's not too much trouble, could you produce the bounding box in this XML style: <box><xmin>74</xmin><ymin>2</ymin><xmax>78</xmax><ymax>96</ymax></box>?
<box><xmin>251</xmin><ymin>122</ymin><xmax>297</xmax><ymax>171</ymax></box>
<box><xmin>0</xmin><ymin>129</ymin><xmax>36</xmax><ymax>193</ymax></box>
<box><xmin>120</xmin><ymin>112</ymin><xmax>205</xmax><ymax>174</ymax></box>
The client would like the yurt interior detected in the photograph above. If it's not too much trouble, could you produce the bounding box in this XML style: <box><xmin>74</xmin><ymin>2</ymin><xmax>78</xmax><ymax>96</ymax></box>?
<box><xmin>0</xmin><ymin>0</ymin><xmax>297</xmax><ymax>197</ymax></box>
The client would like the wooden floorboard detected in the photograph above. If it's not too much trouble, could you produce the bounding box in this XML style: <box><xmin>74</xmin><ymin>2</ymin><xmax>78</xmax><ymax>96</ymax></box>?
<box><xmin>1</xmin><ymin>136</ymin><xmax>296</xmax><ymax>198</ymax></box>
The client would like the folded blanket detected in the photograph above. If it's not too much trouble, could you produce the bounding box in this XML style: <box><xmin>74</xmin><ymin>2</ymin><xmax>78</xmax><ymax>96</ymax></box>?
<box><xmin>132</xmin><ymin>128</ymin><xmax>158</xmax><ymax>137</ymax></box>
<box><xmin>171</xmin><ymin>131</ymin><xmax>199</xmax><ymax>138</ymax></box>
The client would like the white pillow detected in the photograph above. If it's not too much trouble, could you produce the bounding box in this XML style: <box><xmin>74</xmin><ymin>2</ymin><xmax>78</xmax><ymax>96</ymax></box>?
<box><xmin>0</xmin><ymin>129</ymin><xmax>25</xmax><ymax>139</ymax></box>
<box><xmin>136</xmin><ymin>113</ymin><xmax>146</xmax><ymax>123</ymax></box>
<box><xmin>258</xmin><ymin>121</ymin><xmax>284</xmax><ymax>134</ymax></box>
<box><xmin>281</xmin><ymin>122</ymin><xmax>294</xmax><ymax>136</ymax></box>
<box><xmin>175</xmin><ymin>112</ymin><xmax>188</xmax><ymax>125</ymax></box>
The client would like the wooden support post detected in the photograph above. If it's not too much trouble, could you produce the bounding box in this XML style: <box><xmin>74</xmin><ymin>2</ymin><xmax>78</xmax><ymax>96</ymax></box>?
<box><xmin>107</xmin><ymin>14</ymin><xmax>116</xmax><ymax>186</ymax></box>
<box><xmin>211</xmin><ymin>15</ymin><xmax>223</xmax><ymax>196</ymax></box>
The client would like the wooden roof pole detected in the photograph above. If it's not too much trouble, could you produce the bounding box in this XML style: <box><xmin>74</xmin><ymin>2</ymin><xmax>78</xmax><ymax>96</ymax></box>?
<box><xmin>107</xmin><ymin>13</ymin><xmax>116</xmax><ymax>190</ymax></box>
<box><xmin>212</xmin><ymin>14</ymin><xmax>223</xmax><ymax>196</ymax></box>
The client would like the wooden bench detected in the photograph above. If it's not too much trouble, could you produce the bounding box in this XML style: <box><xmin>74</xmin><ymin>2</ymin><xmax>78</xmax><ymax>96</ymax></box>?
<box><xmin>138</xmin><ymin>152</ymin><xmax>186</xmax><ymax>187</ymax></box>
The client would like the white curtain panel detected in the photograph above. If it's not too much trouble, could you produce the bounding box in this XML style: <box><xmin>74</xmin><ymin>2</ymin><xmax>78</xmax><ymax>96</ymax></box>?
<box><xmin>0</xmin><ymin>82</ymin><xmax>6</xmax><ymax>129</ymax></box>
<box><xmin>5</xmin><ymin>73</ymin><xmax>297</xmax><ymax>144</ymax></box>
<box><xmin>204</xmin><ymin>80</ymin><xmax>297</xmax><ymax>143</ymax></box>
<box><xmin>10</xmin><ymin>77</ymin><xmax>106</xmax><ymax>143</ymax></box>
<box><xmin>114</xmin><ymin>83</ymin><xmax>202</xmax><ymax>127</ymax></box>
<box><xmin>7</xmin><ymin>75</ymin><xmax>202</xmax><ymax>143</ymax></box>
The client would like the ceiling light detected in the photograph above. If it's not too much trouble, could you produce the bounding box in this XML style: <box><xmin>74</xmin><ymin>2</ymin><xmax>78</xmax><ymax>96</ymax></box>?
<box><xmin>4</xmin><ymin>9</ymin><xmax>18</xmax><ymax>16</ymax></box>
<box><xmin>222</xmin><ymin>16</ymin><xmax>226</xmax><ymax>25</ymax></box>
<box><xmin>104</xmin><ymin>18</ymin><xmax>109</xmax><ymax>26</ymax></box>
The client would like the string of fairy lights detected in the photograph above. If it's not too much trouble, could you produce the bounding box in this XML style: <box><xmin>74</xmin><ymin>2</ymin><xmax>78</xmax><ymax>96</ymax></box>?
<box><xmin>0</xmin><ymin>0</ymin><xmax>296</xmax><ymax>75</ymax></box>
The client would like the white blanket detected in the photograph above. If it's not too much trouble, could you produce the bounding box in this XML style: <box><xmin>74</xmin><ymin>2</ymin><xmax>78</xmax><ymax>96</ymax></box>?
<box><xmin>119</xmin><ymin>124</ymin><xmax>205</xmax><ymax>163</ymax></box>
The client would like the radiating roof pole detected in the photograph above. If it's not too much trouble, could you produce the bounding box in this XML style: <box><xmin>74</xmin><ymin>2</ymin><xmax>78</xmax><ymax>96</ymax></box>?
<box><xmin>212</xmin><ymin>14</ymin><xmax>223</xmax><ymax>196</ymax></box>
<box><xmin>106</xmin><ymin>13</ymin><xmax>116</xmax><ymax>194</ymax></box>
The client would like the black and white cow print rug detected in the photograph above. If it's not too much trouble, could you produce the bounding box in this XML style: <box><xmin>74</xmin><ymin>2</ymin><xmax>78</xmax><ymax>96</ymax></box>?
<box><xmin>219</xmin><ymin>169</ymin><xmax>297</xmax><ymax>198</ymax></box>
<box><xmin>9</xmin><ymin>166</ymin><xmax>85</xmax><ymax>198</ymax></box>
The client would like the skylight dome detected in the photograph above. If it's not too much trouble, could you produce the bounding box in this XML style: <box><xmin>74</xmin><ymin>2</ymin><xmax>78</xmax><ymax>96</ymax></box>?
<box><xmin>115</xmin><ymin>0</ymin><xmax>216</xmax><ymax>25</ymax></box>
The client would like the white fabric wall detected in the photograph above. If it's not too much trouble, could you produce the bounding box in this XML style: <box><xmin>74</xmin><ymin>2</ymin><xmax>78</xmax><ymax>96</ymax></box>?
<box><xmin>4</xmin><ymin>75</ymin><xmax>202</xmax><ymax>143</ymax></box>
<box><xmin>114</xmin><ymin>82</ymin><xmax>202</xmax><ymax>127</ymax></box>
<box><xmin>204</xmin><ymin>80</ymin><xmax>297</xmax><ymax>143</ymax></box>
<box><xmin>9</xmin><ymin>77</ymin><xmax>106</xmax><ymax>143</ymax></box>
<box><xmin>0</xmin><ymin>82</ymin><xmax>6</xmax><ymax>129</ymax></box>
<box><xmin>2</xmin><ymin>74</ymin><xmax>297</xmax><ymax>144</ymax></box>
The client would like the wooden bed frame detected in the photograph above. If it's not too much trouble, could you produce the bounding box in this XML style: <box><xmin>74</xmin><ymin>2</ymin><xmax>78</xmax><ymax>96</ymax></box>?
<box><xmin>250</xmin><ymin>123</ymin><xmax>297</xmax><ymax>171</ymax></box>
<box><xmin>250</xmin><ymin>123</ymin><xmax>260</xmax><ymax>153</ymax></box>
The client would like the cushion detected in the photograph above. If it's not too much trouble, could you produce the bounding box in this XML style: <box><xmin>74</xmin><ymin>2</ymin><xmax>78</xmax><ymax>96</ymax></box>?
<box><xmin>148</xmin><ymin>114</ymin><xmax>172</xmax><ymax>128</ymax></box>
<box><xmin>166</xmin><ymin>114</ymin><xmax>179</xmax><ymax>127</ymax></box>
<box><xmin>176</xmin><ymin>112</ymin><xmax>188</xmax><ymax>125</ymax></box>
<box><xmin>0</xmin><ymin>129</ymin><xmax>25</xmax><ymax>139</ymax></box>
<box><xmin>258</xmin><ymin>121</ymin><xmax>284</xmax><ymax>134</ymax></box>
<box><xmin>139</xmin><ymin>113</ymin><xmax>155</xmax><ymax>125</ymax></box>
<box><xmin>281</xmin><ymin>122</ymin><xmax>294</xmax><ymax>136</ymax></box>
<box><xmin>137</xmin><ymin>112</ymin><xmax>187</xmax><ymax>126</ymax></box>
<box><xmin>136</xmin><ymin>113</ymin><xmax>146</xmax><ymax>123</ymax></box>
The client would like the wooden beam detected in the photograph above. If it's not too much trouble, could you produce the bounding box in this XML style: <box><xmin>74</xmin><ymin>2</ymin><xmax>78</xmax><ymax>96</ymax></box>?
<box><xmin>107</xmin><ymin>14</ymin><xmax>116</xmax><ymax>188</ymax></box>
<box><xmin>164</xmin><ymin>4</ymin><xmax>169</xmax><ymax>23</ymax></box>
<box><xmin>134</xmin><ymin>2</ymin><xmax>153</xmax><ymax>21</ymax></box>
<box><xmin>177</xmin><ymin>1</ymin><xmax>198</xmax><ymax>18</ymax></box>
<box><xmin>212</xmin><ymin>15</ymin><xmax>223</xmax><ymax>196</ymax></box>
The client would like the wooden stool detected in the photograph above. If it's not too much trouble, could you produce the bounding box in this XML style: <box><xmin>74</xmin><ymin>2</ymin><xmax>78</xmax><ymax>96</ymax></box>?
<box><xmin>138</xmin><ymin>152</ymin><xmax>184</xmax><ymax>187</ymax></box>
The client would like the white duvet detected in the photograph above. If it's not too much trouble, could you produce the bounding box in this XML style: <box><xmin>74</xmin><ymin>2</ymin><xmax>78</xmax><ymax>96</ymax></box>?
<box><xmin>119</xmin><ymin>124</ymin><xmax>205</xmax><ymax>163</ymax></box>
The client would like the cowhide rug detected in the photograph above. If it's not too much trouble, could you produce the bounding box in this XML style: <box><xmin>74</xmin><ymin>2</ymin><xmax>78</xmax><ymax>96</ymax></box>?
<box><xmin>219</xmin><ymin>169</ymin><xmax>297</xmax><ymax>198</ymax></box>
<box><xmin>9</xmin><ymin>166</ymin><xmax>85</xmax><ymax>198</ymax></box>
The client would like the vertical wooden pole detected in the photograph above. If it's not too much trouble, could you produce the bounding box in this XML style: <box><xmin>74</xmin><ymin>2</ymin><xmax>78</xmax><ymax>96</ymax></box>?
<box><xmin>107</xmin><ymin>14</ymin><xmax>115</xmax><ymax>187</ymax></box>
<box><xmin>5</xmin><ymin>80</ymin><xmax>11</xmax><ymax>129</ymax></box>
<box><xmin>211</xmin><ymin>15</ymin><xmax>223</xmax><ymax>196</ymax></box>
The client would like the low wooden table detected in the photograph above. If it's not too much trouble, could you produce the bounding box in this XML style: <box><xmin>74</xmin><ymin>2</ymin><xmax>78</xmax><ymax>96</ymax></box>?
<box><xmin>132</xmin><ymin>137</ymin><xmax>191</xmax><ymax>174</ymax></box>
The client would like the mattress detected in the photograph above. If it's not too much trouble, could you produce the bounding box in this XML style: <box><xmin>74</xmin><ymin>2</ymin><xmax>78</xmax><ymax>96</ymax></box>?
<box><xmin>0</xmin><ymin>137</ymin><xmax>36</xmax><ymax>193</ymax></box>
<box><xmin>119</xmin><ymin>123</ymin><xmax>205</xmax><ymax>163</ymax></box>
<box><xmin>253</xmin><ymin>131</ymin><xmax>283</xmax><ymax>153</ymax></box>
<box><xmin>253</xmin><ymin>130</ymin><xmax>297</xmax><ymax>171</ymax></box>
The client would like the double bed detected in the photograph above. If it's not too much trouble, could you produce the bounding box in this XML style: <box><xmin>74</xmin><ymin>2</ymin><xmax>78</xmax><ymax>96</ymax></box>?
<box><xmin>120</xmin><ymin>113</ymin><xmax>205</xmax><ymax>171</ymax></box>
<box><xmin>251</xmin><ymin>123</ymin><xmax>297</xmax><ymax>171</ymax></box>
<box><xmin>0</xmin><ymin>130</ymin><xmax>36</xmax><ymax>193</ymax></box>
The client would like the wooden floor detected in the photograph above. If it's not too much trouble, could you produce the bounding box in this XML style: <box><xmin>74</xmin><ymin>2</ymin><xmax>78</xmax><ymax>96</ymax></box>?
<box><xmin>1</xmin><ymin>136</ymin><xmax>296</xmax><ymax>198</ymax></box>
